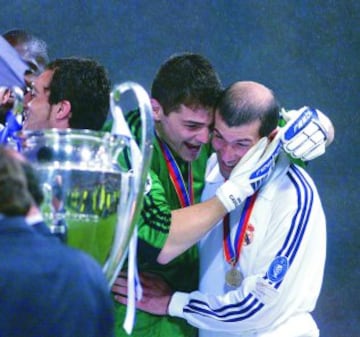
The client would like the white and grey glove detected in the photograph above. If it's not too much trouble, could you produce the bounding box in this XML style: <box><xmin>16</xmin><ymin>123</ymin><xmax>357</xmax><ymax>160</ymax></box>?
<box><xmin>216</xmin><ymin>136</ymin><xmax>282</xmax><ymax>212</ymax></box>
<box><xmin>281</xmin><ymin>106</ymin><xmax>332</xmax><ymax>161</ymax></box>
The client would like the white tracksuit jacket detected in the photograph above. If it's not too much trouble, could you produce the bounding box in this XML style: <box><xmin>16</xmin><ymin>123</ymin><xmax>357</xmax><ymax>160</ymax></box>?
<box><xmin>169</xmin><ymin>153</ymin><xmax>326</xmax><ymax>337</ymax></box>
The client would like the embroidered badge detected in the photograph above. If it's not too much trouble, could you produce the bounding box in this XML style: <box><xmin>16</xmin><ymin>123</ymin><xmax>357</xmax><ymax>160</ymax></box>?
<box><xmin>267</xmin><ymin>256</ymin><xmax>288</xmax><ymax>283</ymax></box>
<box><xmin>243</xmin><ymin>223</ymin><xmax>255</xmax><ymax>245</ymax></box>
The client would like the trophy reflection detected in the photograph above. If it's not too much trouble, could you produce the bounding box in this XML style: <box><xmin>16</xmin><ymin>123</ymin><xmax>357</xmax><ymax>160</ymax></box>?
<box><xmin>19</xmin><ymin>82</ymin><xmax>153</xmax><ymax>286</ymax></box>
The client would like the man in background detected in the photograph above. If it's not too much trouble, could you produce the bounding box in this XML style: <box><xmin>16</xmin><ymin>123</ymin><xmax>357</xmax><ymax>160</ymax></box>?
<box><xmin>23</xmin><ymin>57</ymin><xmax>110</xmax><ymax>130</ymax></box>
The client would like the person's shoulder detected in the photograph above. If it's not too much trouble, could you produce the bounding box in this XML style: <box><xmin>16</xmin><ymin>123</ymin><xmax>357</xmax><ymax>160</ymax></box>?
<box><xmin>288</xmin><ymin>163</ymin><xmax>319</xmax><ymax>194</ymax></box>
<box><xmin>263</xmin><ymin>159</ymin><xmax>320</xmax><ymax>206</ymax></box>
<box><xmin>31</xmin><ymin>221</ymin><xmax>52</xmax><ymax>235</ymax></box>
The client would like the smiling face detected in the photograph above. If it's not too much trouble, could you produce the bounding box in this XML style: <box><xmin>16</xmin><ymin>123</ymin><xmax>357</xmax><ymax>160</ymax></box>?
<box><xmin>154</xmin><ymin>102</ymin><xmax>213</xmax><ymax>162</ymax></box>
<box><xmin>212</xmin><ymin>111</ymin><xmax>261</xmax><ymax>179</ymax></box>
<box><xmin>23</xmin><ymin>69</ymin><xmax>59</xmax><ymax>130</ymax></box>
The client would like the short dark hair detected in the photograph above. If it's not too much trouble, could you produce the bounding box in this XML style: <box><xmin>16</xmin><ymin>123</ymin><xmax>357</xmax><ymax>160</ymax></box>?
<box><xmin>46</xmin><ymin>58</ymin><xmax>111</xmax><ymax>130</ymax></box>
<box><xmin>216</xmin><ymin>81</ymin><xmax>280</xmax><ymax>137</ymax></box>
<box><xmin>151</xmin><ymin>53</ymin><xmax>222</xmax><ymax>115</ymax></box>
<box><xmin>0</xmin><ymin>146</ymin><xmax>32</xmax><ymax>216</ymax></box>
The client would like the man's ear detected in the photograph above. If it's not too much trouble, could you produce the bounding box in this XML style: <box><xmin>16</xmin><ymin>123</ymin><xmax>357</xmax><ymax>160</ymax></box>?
<box><xmin>56</xmin><ymin>100</ymin><xmax>71</xmax><ymax>121</ymax></box>
<box><xmin>151</xmin><ymin>98</ymin><xmax>163</xmax><ymax>121</ymax></box>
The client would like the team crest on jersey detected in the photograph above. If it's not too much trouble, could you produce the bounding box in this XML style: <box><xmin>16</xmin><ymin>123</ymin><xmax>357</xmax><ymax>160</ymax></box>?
<box><xmin>144</xmin><ymin>174</ymin><xmax>152</xmax><ymax>195</ymax></box>
<box><xmin>267</xmin><ymin>256</ymin><xmax>289</xmax><ymax>283</ymax></box>
<box><xmin>128</xmin><ymin>170</ymin><xmax>152</xmax><ymax>195</ymax></box>
<box><xmin>243</xmin><ymin>223</ymin><xmax>255</xmax><ymax>245</ymax></box>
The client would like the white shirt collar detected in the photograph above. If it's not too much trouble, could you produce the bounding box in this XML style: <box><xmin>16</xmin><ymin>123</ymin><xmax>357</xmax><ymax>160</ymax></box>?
<box><xmin>205</xmin><ymin>152</ymin><xmax>291</xmax><ymax>201</ymax></box>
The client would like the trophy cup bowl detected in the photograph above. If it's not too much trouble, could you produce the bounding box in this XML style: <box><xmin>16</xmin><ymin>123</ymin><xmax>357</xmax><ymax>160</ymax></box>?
<box><xmin>19</xmin><ymin>82</ymin><xmax>153</xmax><ymax>287</ymax></box>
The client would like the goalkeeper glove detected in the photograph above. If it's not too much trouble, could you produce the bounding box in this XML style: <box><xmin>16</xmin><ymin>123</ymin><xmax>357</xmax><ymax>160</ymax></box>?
<box><xmin>216</xmin><ymin>135</ymin><xmax>282</xmax><ymax>212</ymax></box>
<box><xmin>280</xmin><ymin>106</ymin><xmax>332</xmax><ymax>161</ymax></box>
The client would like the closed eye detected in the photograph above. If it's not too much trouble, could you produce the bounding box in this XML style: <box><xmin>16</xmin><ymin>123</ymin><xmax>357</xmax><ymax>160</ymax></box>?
<box><xmin>184</xmin><ymin>123</ymin><xmax>206</xmax><ymax>130</ymax></box>
<box><xmin>212</xmin><ymin>129</ymin><xmax>223</xmax><ymax>139</ymax></box>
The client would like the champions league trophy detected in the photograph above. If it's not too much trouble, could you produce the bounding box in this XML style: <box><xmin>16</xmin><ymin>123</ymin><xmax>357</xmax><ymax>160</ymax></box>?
<box><xmin>19</xmin><ymin>82</ymin><xmax>154</xmax><ymax>287</ymax></box>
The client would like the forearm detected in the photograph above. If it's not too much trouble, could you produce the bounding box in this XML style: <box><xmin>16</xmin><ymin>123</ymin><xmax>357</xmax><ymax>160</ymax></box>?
<box><xmin>157</xmin><ymin>196</ymin><xmax>227</xmax><ymax>264</ymax></box>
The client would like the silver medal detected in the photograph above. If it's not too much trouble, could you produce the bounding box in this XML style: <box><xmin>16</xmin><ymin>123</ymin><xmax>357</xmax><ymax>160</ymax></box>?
<box><xmin>225</xmin><ymin>267</ymin><xmax>243</xmax><ymax>288</ymax></box>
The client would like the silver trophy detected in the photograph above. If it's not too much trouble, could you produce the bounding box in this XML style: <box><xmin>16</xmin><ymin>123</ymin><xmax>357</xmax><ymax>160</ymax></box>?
<box><xmin>19</xmin><ymin>82</ymin><xmax>153</xmax><ymax>286</ymax></box>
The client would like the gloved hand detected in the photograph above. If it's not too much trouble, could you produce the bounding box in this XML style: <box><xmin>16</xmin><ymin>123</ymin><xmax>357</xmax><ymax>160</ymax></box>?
<box><xmin>216</xmin><ymin>135</ymin><xmax>282</xmax><ymax>212</ymax></box>
<box><xmin>280</xmin><ymin>106</ymin><xmax>332</xmax><ymax>161</ymax></box>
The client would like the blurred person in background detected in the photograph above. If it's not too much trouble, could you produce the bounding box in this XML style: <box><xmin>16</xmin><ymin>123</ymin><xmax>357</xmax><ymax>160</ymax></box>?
<box><xmin>0</xmin><ymin>145</ymin><xmax>114</xmax><ymax>337</ymax></box>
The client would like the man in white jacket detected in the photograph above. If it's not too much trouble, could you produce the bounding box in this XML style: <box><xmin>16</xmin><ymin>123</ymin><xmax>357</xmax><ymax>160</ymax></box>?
<box><xmin>122</xmin><ymin>81</ymin><xmax>327</xmax><ymax>337</ymax></box>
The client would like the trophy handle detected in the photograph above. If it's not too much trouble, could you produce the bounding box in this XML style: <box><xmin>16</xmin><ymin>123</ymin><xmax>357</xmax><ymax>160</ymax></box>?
<box><xmin>104</xmin><ymin>81</ymin><xmax>153</xmax><ymax>286</ymax></box>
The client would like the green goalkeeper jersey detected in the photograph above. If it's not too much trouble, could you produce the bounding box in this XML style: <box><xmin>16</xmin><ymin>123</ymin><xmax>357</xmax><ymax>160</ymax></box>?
<box><xmin>104</xmin><ymin>109</ymin><xmax>211</xmax><ymax>337</ymax></box>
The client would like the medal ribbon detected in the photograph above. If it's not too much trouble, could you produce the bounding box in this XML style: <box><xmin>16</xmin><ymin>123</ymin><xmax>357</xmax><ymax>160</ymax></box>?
<box><xmin>223</xmin><ymin>192</ymin><xmax>258</xmax><ymax>267</ymax></box>
<box><xmin>157</xmin><ymin>136</ymin><xmax>194</xmax><ymax>207</ymax></box>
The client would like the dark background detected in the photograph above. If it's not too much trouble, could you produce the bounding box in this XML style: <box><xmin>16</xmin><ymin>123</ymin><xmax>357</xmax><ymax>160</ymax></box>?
<box><xmin>2</xmin><ymin>1</ymin><xmax>359</xmax><ymax>335</ymax></box>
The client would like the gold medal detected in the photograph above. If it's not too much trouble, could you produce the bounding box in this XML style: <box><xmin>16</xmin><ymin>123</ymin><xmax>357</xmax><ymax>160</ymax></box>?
<box><xmin>225</xmin><ymin>267</ymin><xmax>243</xmax><ymax>288</ymax></box>
<box><xmin>223</xmin><ymin>195</ymin><xmax>257</xmax><ymax>289</ymax></box>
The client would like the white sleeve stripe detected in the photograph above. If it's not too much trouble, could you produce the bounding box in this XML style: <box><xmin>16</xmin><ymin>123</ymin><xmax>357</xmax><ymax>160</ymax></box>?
<box><xmin>183</xmin><ymin>165</ymin><xmax>316</xmax><ymax>323</ymax></box>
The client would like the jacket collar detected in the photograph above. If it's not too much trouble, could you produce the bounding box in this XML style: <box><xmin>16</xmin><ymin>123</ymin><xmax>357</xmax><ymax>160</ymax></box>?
<box><xmin>0</xmin><ymin>215</ymin><xmax>33</xmax><ymax>233</ymax></box>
